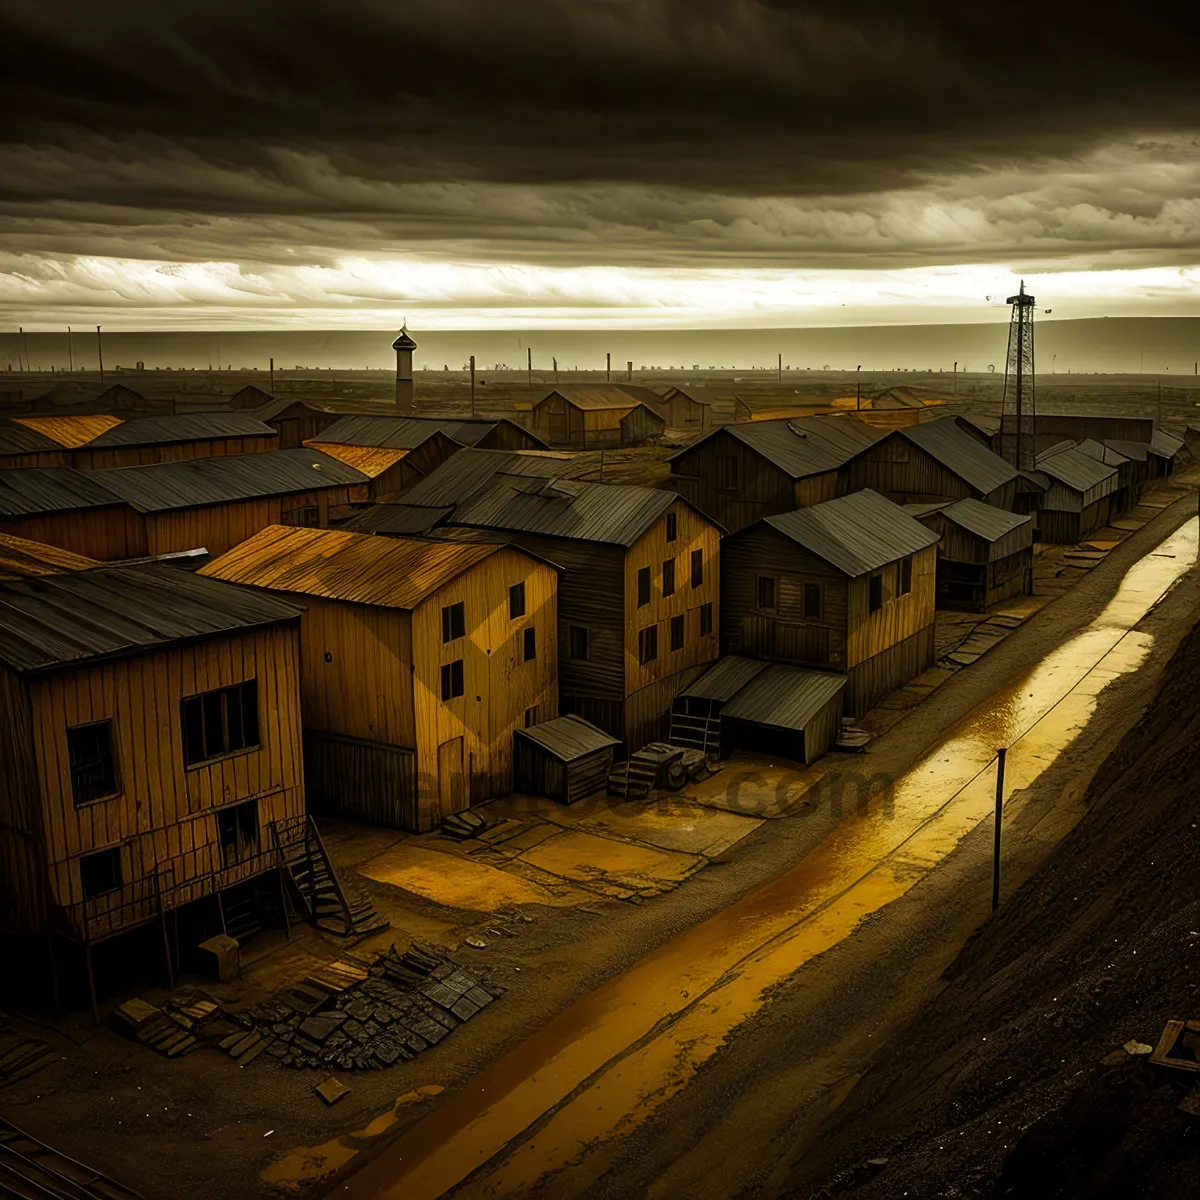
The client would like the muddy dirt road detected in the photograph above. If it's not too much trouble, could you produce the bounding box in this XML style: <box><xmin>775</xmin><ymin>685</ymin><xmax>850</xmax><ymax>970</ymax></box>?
<box><xmin>337</xmin><ymin>503</ymin><xmax>1200</xmax><ymax>1199</ymax></box>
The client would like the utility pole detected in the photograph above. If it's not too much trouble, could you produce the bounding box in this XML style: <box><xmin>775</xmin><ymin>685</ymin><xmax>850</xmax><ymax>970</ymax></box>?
<box><xmin>269</xmin><ymin>357</ymin><xmax>275</xmax><ymax>394</ymax></box>
<box><xmin>527</xmin><ymin>346</ymin><xmax>533</xmax><ymax>409</ymax></box>
<box><xmin>96</xmin><ymin>325</ymin><xmax>104</xmax><ymax>385</ymax></box>
<box><xmin>19</xmin><ymin>326</ymin><xmax>28</xmax><ymax>373</ymax></box>
<box><xmin>606</xmin><ymin>352</ymin><xmax>611</xmax><ymax>382</ymax></box>
<box><xmin>778</xmin><ymin>352</ymin><xmax>782</xmax><ymax>384</ymax></box>
<box><xmin>469</xmin><ymin>354</ymin><xmax>476</xmax><ymax>416</ymax></box>
<box><xmin>67</xmin><ymin>326</ymin><xmax>74</xmax><ymax>373</ymax></box>
<box><xmin>993</xmin><ymin>747</ymin><xmax>1007</xmax><ymax>911</ymax></box>
<box><xmin>627</xmin><ymin>360</ymin><xmax>633</xmax><ymax>382</ymax></box>
<box><xmin>553</xmin><ymin>356</ymin><xmax>558</xmax><ymax>384</ymax></box>
<box><xmin>953</xmin><ymin>360</ymin><xmax>957</xmax><ymax>394</ymax></box>
<box><xmin>856</xmin><ymin>364</ymin><xmax>862</xmax><ymax>410</ymax></box>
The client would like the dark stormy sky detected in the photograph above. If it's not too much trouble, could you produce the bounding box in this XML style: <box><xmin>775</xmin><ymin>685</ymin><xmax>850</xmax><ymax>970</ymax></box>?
<box><xmin>2</xmin><ymin>0</ymin><xmax>1199</xmax><ymax>328</ymax></box>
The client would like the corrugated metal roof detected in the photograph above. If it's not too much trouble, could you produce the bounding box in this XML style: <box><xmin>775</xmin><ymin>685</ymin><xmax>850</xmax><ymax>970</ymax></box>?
<box><xmin>305</xmin><ymin>442</ymin><xmax>410</xmax><ymax>477</ymax></box>
<box><xmin>86</xmin><ymin>412</ymin><xmax>276</xmax><ymax>447</ymax></box>
<box><xmin>200</xmin><ymin>524</ymin><xmax>501</xmax><ymax>609</ymax></box>
<box><xmin>678</xmin><ymin>655</ymin><xmax>770</xmax><ymax>703</ymax></box>
<box><xmin>538</xmin><ymin>386</ymin><xmax>643</xmax><ymax>413</ymax></box>
<box><xmin>454</xmin><ymin>477</ymin><xmax>678</xmax><ymax>547</ymax></box>
<box><xmin>0</xmin><ymin>533</ymin><xmax>99</xmax><ymax>580</ymax></box>
<box><xmin>12</xmin><ymin>414</ymin><xmax>124</xmax><ymax>448</ymax></box>
<box><xmin>400</xmin><ymin>449</ymin><xmax>584</xmax><ymax>510</ymax></box>
<box><xmin>1036</xmin><ymin>445</ymin><xmax>1118</xmax><ymax>493</ymax></box>
<box><xmin>97</xmin><ymin>449</ymin><xmax>369</xmax><ymax>513</ymax></box>
<box><xmin>0</xmin><ymin>563</ymin><xmax>302</xmax><ymax>674</ymax></box>
<box><xmin>721</xmin><ymin>663</ymin><xmax>846</xmax><ymax>732</ymax></box>
<box><xmin>342</xmin><ymin>504</ymin><xmax>455</xmax><ymax>536</ymax></box>
<box><xmin>761</xmin><ymin>489</ymin><xmax>939</xmax><ymax>576</ymax></box>
<box><xmin>0</xmin><ymin>468</ymin><xmax>124</xmax><ymax>516</ymax></box>
<box><xmin>898</xmin><ymin>418</ymin><xmax>1019</xmax><ymax>495</ymax></box>
<box><xmin>515</xmin><ymin>714</ymin><xmax>621</xmax><ymax>761</ymax></box>
<box><xmin>1077</xmin><ymin>438</ymin><xmax>1132</xmax><ymax>469</ymax></box>
<box><xmin>304</xmin><ymin>415</ymin><xmax>453</xmax><ymax>450</ymax></box>
<box><xmin>0</xmin><ymin>419</ymin><xmax>62</xmax><ymax>456</ymax></box>
<box><xmin>1150</xmin><ymin>429</ymin><xmax>1184</xmax><ymax>457</ymax></box>
<box><xmin>1102</xmin><ymin>438</ymin><xmax>1149</xmax><ymax>463</ymax></box>
<box><xmin>901</xmin><ymin>501</ymin><xmax>951</xmax><ymax>520</ymax></box>
<box><xmin>939</xmin><ymin>498</ymin><xmax>1033</xmax><ymax>544</ymax></box>
<box><xmin>675</xmin><ymin>414</ymin><xmax>877</xmax><ymax>480</ymax></box>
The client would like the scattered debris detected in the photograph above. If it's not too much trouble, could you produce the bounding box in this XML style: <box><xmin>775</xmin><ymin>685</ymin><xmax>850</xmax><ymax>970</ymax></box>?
<box><xmin>464</xmin><ymin>936</ymin><xmax>488</xmax><ymax>949</ymax></box>
<box><xmin>441</xmin><ymin>809</ymin><xmax>498</xmax><ymax>841</ymax></box>
<box><xmin>315</xmin><ymin>1077</ymin><xmax>351</xmax><ymax>1106</ymax></box>
<box><xmin>1124</xmin><ymin>1039</ymin><xmax>1154</xmax><ymax>1056</ymax></box>
<box><xmin>1149</xmin><ymin>1020</ymin><xmax>1200</xmax><ymax>1074</ymax></box>
<box><xmin>112</xmin><ymin>997</ymin><xmax>202</xmax><ymax>1058</ymax></box>
<box><xmin>867</xmin><ymin>1157</ymin><xmax>890</xmax><ymax>1167</ymax></box>
<box><xmin>0</xmin><ymin>1017</ymin><xmax>57</xmax><ymax>1086</ymax></box>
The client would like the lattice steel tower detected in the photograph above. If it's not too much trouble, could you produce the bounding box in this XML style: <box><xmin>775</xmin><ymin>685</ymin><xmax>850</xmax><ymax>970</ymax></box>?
<box><xmin>1001</xmin><ymin>281</ymin><xmax>1037</xmax><ymax>469</ymax></box>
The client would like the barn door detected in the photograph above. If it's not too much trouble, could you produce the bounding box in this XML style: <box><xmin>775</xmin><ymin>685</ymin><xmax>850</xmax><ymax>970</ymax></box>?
<box><xmin>437</xmin><ymin>736</ymin><xmax>466</xmax><ymax>817</ymax></box>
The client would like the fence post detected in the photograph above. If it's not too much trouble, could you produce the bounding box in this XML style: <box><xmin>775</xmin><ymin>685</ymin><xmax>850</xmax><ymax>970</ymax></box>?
<box><xmin>993</xmin><ymin>747</ymin><xmax>1007</xmax><ymax>910</ymax></box>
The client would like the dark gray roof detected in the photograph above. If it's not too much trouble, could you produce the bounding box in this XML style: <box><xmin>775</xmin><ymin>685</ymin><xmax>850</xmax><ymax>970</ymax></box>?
<box><xmin>0</xmin><ymin>563</ymin><xmax>302</xmax><ymax>674</ymax></box>
<box><xmin>515</xmin><ymin>714</ymin><xmax>621</xmax><ymax>761</ymax></box>
<box><xmin>939</xmin><ymin>498</ymin><xmax>1033</xmax><ymax>543</ymax></box>
<box><xmin>0</xmin><ymin>420</ymin><xmax>61</xmax><ymax>456</ymax></box>
<box><xmin>307</xmin><ymin>415</ymin><xmax>455</xmax><ymax>450</ymax></box>
<box><xmin>342</xmin><ymin>503</ymin><xmax>455</xmax><ymax>536</ymax></box>
<box><xmin>673</xmin><ymin>414</ymin><xmax>877</xmax><ymax>479</ymax></box>
<box><xmin>400</xmin><ymin>449</ymin><xmax>587</xmax><ymax>510</ymax></box>
<box><xmin>86</xmin><ymin>413</ymin><xmax>277</xmax><ymax>447</ymax></box>
<box><xmin>1102</xmin><ymin>438</ymin><xmax>1149</xmax><ymax>463</ymax></box>
<box><xmin>392</xmin><ymin>329</ymin><xmax>417</xmax><ymax>351</ymax></box>
<box><xmin>0</xmin><ymin>468</ymin><xmax>124</xmax><ymax>516</ymax></box>
<box><xmin>898</xmin><ymin>418</ymin><xmax>1019</xmax><ymax>495</ymax></box>
<box><xmin>454</xmin><ymin>477</ymin><xmax>679</xmax><ymax>547</ymax></box>
<box><xmin>678</xmin><ymin>655</ymin><xmax>770</xmax><ymax>703</ymax></box>
<box><xmin>1150</xmin><ymin>429</ymin><xmax>1184</xmax><ymax>458</ymax></box>
<box><xmin>1077</xmin><ymin>438</ymin><xmax>1131</xmax><ymax>468</ymax></box>
<box><xmin>1036</xmin><ymin>445</ymin><xmax>1117</xmax><ymax>493</ymax></box>
<box><xmin>760</xmin><ymin>489</ymin><xmax>939</xmax><ymax>576</ymax></box>
<box><xmin>720</xmin><ymin>663</ymin><xmax>846</xmax><ymax>732</ymax></box>
<box><xmin>954</xmin><ymin>413</ymin><xmax>1001</xmax><ymax>437</ymax></box>
<box><xmin>97</xmin><ymin>449</ymin><xmax>370</xmax><ymax>513</ymax></box>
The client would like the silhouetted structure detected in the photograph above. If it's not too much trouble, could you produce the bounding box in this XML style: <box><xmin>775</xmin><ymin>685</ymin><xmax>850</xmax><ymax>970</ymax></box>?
<box><xmin>1001</xmin><ymin>282</ymin><xmax>1037</xmax><ymax>469</ymax></box>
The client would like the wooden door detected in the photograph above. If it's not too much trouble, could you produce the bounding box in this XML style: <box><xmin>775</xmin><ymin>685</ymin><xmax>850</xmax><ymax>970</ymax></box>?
<box><xmin>437</xmin><ymin>736</ymin><xmax>466</xmax><ymax>816</ymax></box>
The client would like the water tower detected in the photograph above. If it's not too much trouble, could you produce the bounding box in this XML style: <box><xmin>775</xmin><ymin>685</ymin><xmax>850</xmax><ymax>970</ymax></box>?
<box><xmin>393</xmin><ymin>327</ymin><xmax>417</xmax><ymax>412</ymax></box>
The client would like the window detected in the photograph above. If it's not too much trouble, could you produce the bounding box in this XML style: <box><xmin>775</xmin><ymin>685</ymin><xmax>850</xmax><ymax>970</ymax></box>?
<box><xmin>181</xmin><ymin>680</ymin><xmax>259</xmax><ymax>767</ymax></box>
<box><xmin>670</xmin><ymin>614</ymin><xmax>685</xmax><ymax>651</ymax></box>
<box><xmin>756</xmin><ymin>576</ymin><xmax>777</xmax><ymax>612</ymax></box>
<box><xmin>638</xmin><ymin>624</ymin><xmax>658</xmax><ymax>665</ymax></box>
<box><xmin>285</xmin><ymin>505</ymin><xmax>320</xmax><ymax>528</ymax></box>
<box><xmin>691</xmin><ymin>548</ymin><xmax>704</xmax><ymax>588</ymax></box>
<box><xmin>509</xmin><ymin>581</ymin><xmax>526</xmax><ymax>619</ymax></box>
<box><xmin>803</xmin><ymin>582</ymin><xmax>822</xmax><ymax>619</ymax></box>
<box><xmin>67</xmin><ymin>720</ymin><xmax>118</xmax><ymax>805</ymax></box>
<box><xmin>524</xmin><ymin>705</ymin><xmax>539</xmax><ymax>728</ymax></box>
<box><xmin>717</xmin><ymin>454</ymin><xmax>738</xmax><ymax>492</ymax></box>
<box><xmin>522</xmin><ymin>626</ymin><xmax>537</xmax><ymax>662</ymax></box>
<box><xmin>216</xmin><ymin>799</ymin><xmax>259</xmax><ymax>867</ymax></box>
<box><xmin>441</xmin><ymin>601</ymin><xmax>465</xmax><ymax>643</ymax></box>
<box><xmin>699</xmin><ymin>602</ymin><xmax>713</xmax><ymax>637</ymax></box>
<box><xmin>80</xmin><ymin>847</ymin><xmax>122</xmax><ymax>901</ymax></box>
<box><xmin>440</xmin><ymin>659</ymin><xmax>464</xmax><ymax>701</ymax></box>
<box><xmin>665</xmin><ymin>513</ymin><xmax>677</xmax><ymax>542</ymax></box>
<box><xmin>868</xmin><ymin>573</ymin><xmax>883</xmax><ymax>613</ymax></box>
<box><xmin>898</xmin><ymin>554</ymin><xmax>913</xmax><ymax>596</ymax></box>
<box><xmin>569</xmin><ymin>625</ymin><xmax>590</xmax><ymax>660</ymax></box>
<box><xmin>662</xmin><ymin>557</ymin><xmax>676</xmax><ymax>597</ymax></box>
<box><xmin>637</xmin><ymin>566</ymin><xmax>651</xmax><ymax>607</ymax></box>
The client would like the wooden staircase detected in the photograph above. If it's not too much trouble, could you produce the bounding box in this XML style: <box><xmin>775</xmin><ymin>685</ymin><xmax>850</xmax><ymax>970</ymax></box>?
<box><xmin>271</xmin><ymin>817</ymin><xmax>389</xmax><ymax>940</ymax></box>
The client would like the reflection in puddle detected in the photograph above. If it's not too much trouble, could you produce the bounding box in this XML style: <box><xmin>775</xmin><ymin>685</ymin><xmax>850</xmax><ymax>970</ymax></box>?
<box><xmin>342</xmin><ymin>519</ymin><xmax>1197</xmax><ymax>1200</ymax></box>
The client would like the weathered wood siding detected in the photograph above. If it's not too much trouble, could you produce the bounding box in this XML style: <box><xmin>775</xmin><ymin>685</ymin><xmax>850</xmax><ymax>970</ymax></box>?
<box><xmin>0</xmin><ymin>451</ymin><xmax>70</xmax><ymax>468</ymax></box>
<box><xmin>618</xmin><ymin>405</ymin><xmax>666</xmax><ymax>446</ymax></box>
<box><xmin>0</xmin><ymin>666</ymin><xmax>49</xmax><ymax>934</ymax></box>
<box><xmin>27</xmin><ymin>624</ymin><xmax>305</xmax><ymax>940</ymax></box>
<box><xmin>0</xmin><ymin>508</ymin><xmax>147</xmax><ymax>561</ymax></box>
<box><xmin>624</xmin><ymin>664</ymin><xmax>709</xmax><ymax>749</ymax></box>
<box><xmin>71</xmin><ymin>435</ymin><xmax>279</xmax><ymax>470</ymax></box>
<box><xmin>1040</xmin><ymin>499</ymin><xmax>1111</xmax><ymax>544</ymax></box>
<box><xmin>669</xmin><ymin>430</ymin><xmax>796</xmax><ymax>532</ymax></box>
<box><xmin>304</xmin><ymin>731</ymin><xmax>417</xmax><ymax>828</ymax></box>
<box><xmin>845</xmin><ymin>625</ymin><xmax>935</xmax><ymax>716</ymax></box>
<box><xmin>845</xmin><ymin>544</ymin><xmax>936</xmax><ymax>669</ymax></box>
<box><xmin>513</xmin><ymin>742</ymin><xmax>614</xmax><ymax>804</ymax></box>
<box><xmin>840</xmin><ymin>434</ymin><xmax>1015</xmax><ymax>508</ymax></box>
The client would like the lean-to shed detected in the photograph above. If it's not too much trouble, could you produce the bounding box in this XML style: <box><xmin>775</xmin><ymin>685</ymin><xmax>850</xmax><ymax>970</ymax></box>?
<box><xmin>513</xmin><ymin>715</ymin><xmax>620</xmax><ymax>804</ymax></box>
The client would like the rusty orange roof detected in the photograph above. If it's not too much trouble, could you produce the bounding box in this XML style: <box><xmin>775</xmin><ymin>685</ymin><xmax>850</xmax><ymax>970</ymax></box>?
<box><xmin>0</xmin><ymin>532</ymin><xmax>100</xmax><ymax>580</ymax></box>
<box><xmin>200</xmin><ymin>524</ymin><xmax>503</xmax><ymax>609</ymax></box>
<box><xmin>12</xmin><ymin>414</ymin><xmax>124</xmax><ymax>448</ymax></box>
<box><xmin>303</xmin><ymin>442</ymin><xmax>410</xmax><ymax>477</ymax></box>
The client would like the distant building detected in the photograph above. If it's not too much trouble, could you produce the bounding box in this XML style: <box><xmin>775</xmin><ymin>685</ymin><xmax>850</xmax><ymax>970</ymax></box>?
<box><xmin>721</xmin><ymin>489</ymin><xmax>938</xmax><ymax>716</ymax></box>
<box><xmin>202</xmin><ymin>525</ymin><xmax>558</xmax><ymax>831</ymax></box>
<box><xmin>1000</xmin><ymin>410</ymin><xmax>1155</xmax><ymax>459</ymax></box>
<box><xmin>953</xmin><ymin>413</ymin><xmax>1002</xmax><ymax>455</ymax></box>
<box><xmin>393</xmin><ymin>328</ymin><xmax>417</xmax><ymax>412</ymax></box>
<box><xmin>1033</xmin><ymin>444</ymin><xmax>1120</xmax><ymax>543</ymax></box>
<box><xmin>652</xmin><ymin>386</ymin><xmax>713</xmax><ymax>431</ymax></box>
<box><xmin>530</xmin><ymin>386</ymin><xmax>666</xmax><ymax>448</ymax></box>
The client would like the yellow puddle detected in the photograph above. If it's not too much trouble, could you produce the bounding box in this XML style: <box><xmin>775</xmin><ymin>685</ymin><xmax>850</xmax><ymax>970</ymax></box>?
<box><xmin>341</xmin><ymin>519</ymin><xmax>1197</xmax><ymax>1200</ymax></box>
<box><xmin>520</xmin><ymin>830</ymin><xmax>703</xmax><ymax>886</ymax></box>
<box><xmin>359</xmin><ymin>844</ymin><xmax>557</xmax><ymax>912</ymax></box>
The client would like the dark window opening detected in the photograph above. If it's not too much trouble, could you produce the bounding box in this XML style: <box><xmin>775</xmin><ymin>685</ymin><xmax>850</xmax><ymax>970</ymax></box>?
<box><xmin>285</xmin><ymin>506</ymin><xmax>320</xmax><ymax>528</ymax></box>
<box><xmin>637</xmin><ymin>565</ymin><xmax>651</xmax><ymax>607</ymax></box>
<box><xmin>569</xmin><ymin>625</ymin><xmax>590</xmax><ymax>660</ymax></box>
<box><xmin>638</xmin><ymin>624</ymin><xmax>659</xmax><ymax>665</ymax></box>
<box><xmin>182</xmin><ymin>680</ymin><xmax>259</xmax><ymax>767</ymax></box>
<box><xmin>216</xmin><ymin>799</ymin><xmax>259</xmax><ymax>867</ymax></box>
<box><xmin>665</xmin><ymin>513</ymin><xmax>677</xmax><ymax>542</ymax></box>
<box><xmin>699</xmin><ymin>602</ymin><xmax>713</xmax><ymax>637</ymax></box>
<box><xmin>869</xmin><ymin>573</ymin><xmax>883</xmax><ymax>613</ymax></box>
<box><xmin>441</xmin><ymin>601</ymin><xmax>465</xmax><ymax>643</ymax></box>
<box><xmin>716</xmin><ymin>455</ymin><xmax>738</xmax><ymax>492</ymax></box>
<box><xmin>509</xmin><ymin>581</ymin><xmax>526</xmax><ymax>619</ymax></box>
<box><xmin>80</xmin><ymin>847</ymin><xmax>122</xmax><ymax>901</ymax></box>
<box><xmin>662</xmin><ymin>557</ymin><xmax>675</xmax><ymax>597</ymax></box>
<box><xmin>803</xmin><ymin>582</ymin><xmax>822</xmax><ymax>619</ymax></box>
<box><xmin>670</xmin><ymin>614</ymin><xmax>685</xmax><ymax>651</ymax></box>
<box><xmin>691</xmin><ymin>548</ymin><xmax>704</xmax><ymax>588</ymax></box>
<box><xmin>68</xmin><ymin>720</ymin><xmax>118</xmax><ymax>805</ymax></box>
<box><xmin>524</xmin><ymin>705</ymin><xmax>539</xmax><ymax>728</ymax></box>
<box><xmin>523</xmin><ymin>626</ymin><xmax>537</xmax><ymax>662</ymax></box>
<box><xmin>756</xmin><ymin>576</ymin><xmax>777</xmax><ymax>612</ymax></box>
<box><xmin>898</xmin><ymin>554</ymin><xmax>913</xmax><ymax>596</ymax></box>
<box><xmin>440</xmin><ymin>659</ymin><xmax>465</xmax><ymax>701</ymax></box>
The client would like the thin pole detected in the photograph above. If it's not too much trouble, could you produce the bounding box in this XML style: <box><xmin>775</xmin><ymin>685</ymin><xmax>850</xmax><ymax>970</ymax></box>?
<box><xmin>553</xmin><ymin>355</ymin><xmax>558</xmax><ymax>384</ymax></box>
<box><xmin>67</xmin><ymin>326</ymin><xmax>74</xmax><ymax>373</ymax></box>
<box><xmin>470</xmin><ymin>354</ymin><xmax>476</xmax><ymax>416</ymax></box>
<box><xmin>856</xmin><ymin>364</ymin><xmax>862</xmax><ymax>410</ymax></box>
<box><xmin>606</xmin><ymin>352</ymin><xmax>611</xmax><ymax>382</ymax></box>
<box><xmin>19</xmin><ymin>326</ymin><xmax>27</xmax><ymax>373</ymax></box>
<box><xmin>953</xmin><ymin>360</ymin><xmax>957</xmax><ymax>395</ymax></box>
<box><xmin>269</xmin><ymin>356</ymin><xmax>275</xmax><ymax>394</ymax></box>
<box><xmin>992</xmin><ymin>747</ymin><xmax>1007</xmax><ymax>910</ymax></box>
<box><xmin>528</xmin><ymin>346</ymin><xmax>533</xmax><ymax>409</ymax></box>
<box><xmin>778</xmin><ymin>352</ymin><xmax>782</xmax><ymax>384</ymax></box>
<box><xmin>96</xmin><ymin>325</ymin><xmax>104</xmax><ymax>385</ymax></box>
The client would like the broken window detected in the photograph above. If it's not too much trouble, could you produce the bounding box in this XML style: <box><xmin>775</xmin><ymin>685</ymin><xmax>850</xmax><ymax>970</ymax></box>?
<box><xmin>216</xmin><ymin>799</ymin><xmax>259</xmax><ymax>867</ymax></box>
<box><xmin>569</xmin><ymin>625</ymin><xmax>590</xmax><ymax>660</ymax></box>
<box><xmin>691</xmin><ymin>548</ymin><xmax>704</xmax><ymax>588</ymax></box>
<box><xmin>67</xmin><ymin>720</ymin><xmax>119</xmax><ymax>805</ymax></box>
<box><xmin>803</xmin><ymin>582</ymin><xmax>822</xmax><ymax>619</ymax></box>
<box><xmin>523</xmin><ymin>626</ymin><xmax>537</xmax><ymax>662</ymax></box>
<box><xmin>181</xmin><ymin>680</ymin><xmax>260</xmax><ymax>767</ymax></box>
<box><xmin>898</xmin><ymin>554</ymin><xmax>913</xmax><ymax>596</ymax></box>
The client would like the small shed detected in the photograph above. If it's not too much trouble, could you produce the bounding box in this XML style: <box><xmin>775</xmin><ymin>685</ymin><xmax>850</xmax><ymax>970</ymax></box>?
<box><xmin>655</xmin><ymin>387</ymin><xmax>713</xmax><ymax>431</ymax></box>
<box><xmin>1035</xmin><ymin>445</ymin><xmax>1119</xmax><ymax>543</ymax></box>
<box><xmin>913</xmin><ymin>498</ymin><xmax>1034</xmax><ymax>611</ymax></box>
<box><xmin>953</xmin><ymin>413</ymin><xmax>1002</xmax><ymax>455</ymax></box>
<box><xmin>1148</xmin><ymin>428</ymin><xmax>1184</xmax><ymax>478</ymax></box>
<box><xmin>514</xmin><ymin>715</ymin><xmax>620</xmax><ymax>804</ymax></box>
<box><xmin>530</xmin><ymin>387</ymin><xmax>666</xmax><ymax>448</ymax></box>
<box><xmin>1077</xmin><ymin>439</ymin><xmax>1137</xmax><ymax>513</ymax></box>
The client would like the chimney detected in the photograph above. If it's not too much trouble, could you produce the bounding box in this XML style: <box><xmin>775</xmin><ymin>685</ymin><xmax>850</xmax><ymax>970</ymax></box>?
<box><xmin>392</xmin><ymin>326</ymin><xmax>417</xmax><ymax>412</ymax></box>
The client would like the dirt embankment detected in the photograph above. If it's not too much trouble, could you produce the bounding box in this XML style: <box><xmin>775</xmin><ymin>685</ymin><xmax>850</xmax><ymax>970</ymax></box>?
<box><xmin>787</xmin><ymin>612</ymin><xmax>1200</xmax><ymax>1199</ymax></box>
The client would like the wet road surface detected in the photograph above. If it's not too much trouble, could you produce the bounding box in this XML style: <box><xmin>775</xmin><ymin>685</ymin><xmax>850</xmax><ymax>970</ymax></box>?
<box><xmin>338</xmin><ymin>517</ymin><xmax>1198</xmax><ymax>1200</ymax></box>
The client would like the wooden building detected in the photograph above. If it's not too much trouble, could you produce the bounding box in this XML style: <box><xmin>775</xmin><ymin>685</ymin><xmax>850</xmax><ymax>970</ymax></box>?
<box><xmin>840</xmin><ymin>418</ymin><xmax>1018</xmax><ymax>510</ymax></box>
<box><xmin>668</xmin><ymin>414</ymin><xmax>878</xmax><ymax>532</ymax></box>
<box><xmin>229</xmin><ymin>385</ymin><xmax>277</xmax><ymax>410</ymax></box>
<box><xmin>670</xmin><ymin>655</ymin><xmax>846</xmax><ymax>766</ymax></box>
<box><xmin>1001</xmin><ymin>410</ymin><xmax>1155</xmax><ymax>459</ymax></box>
<box><xmin>953</xmin><ymin>413</ymin><xmax>1003</xmax><ymax>454</ymax></box>
<box><xmin>733</xmin><ymin>398</ymin><xmax>835</xmax><ymax>423</ymax></box>
<box><xmin>0</xmin><ymin>419</ymin><xmax>71</xmax><ymax>469</ymax></box>
<box><xmin>654</xmin><ymin>387</ymin><xmax>713</xmax><ymax>431</ymax></box>
<box><xmin>1077</xmin><ymin>439</ymin><xmax>1138</xmax><ymax>513</ymax></box>
<box><xmin>1034</xmin><ymin>444</ymin><xmax>1119</xmax><ymax>543</ymax></box>
<box><xmin>513</xmin><ymin>715</ymin><xmax>620</xmax><ymax>804</ymax></box>
<box><xmin>250</xmin><ymin>398</ymin><xmax>349</xmax><ymax>448</ymax></box>
<box><xmin>0</xmin><ymin>564</ymin><xmax>309</xmax><ymax>1005</ymax></box>
<box><xmin>721</xmin><ymin>489</ymin><xmax>938</xmax><ymax>716</ymax></box>
<box><xmin>530</xmin><ymin>386</ymin><xmax>666</xmax><ymax>449</ymax></box>
<box><xmin>202</xmin><ymin>525</ymin><xmax>558</xmax><ymax>831</ymax></box>
<box><xmin>1148</xmin><ymin>429</ymin><xmax>1184</xmax><ymax>478</ymax></box>
<box><xmin>911</xmin><ymin>499</ymin><xmax>1033</xmax><ymax>611</ymax></box>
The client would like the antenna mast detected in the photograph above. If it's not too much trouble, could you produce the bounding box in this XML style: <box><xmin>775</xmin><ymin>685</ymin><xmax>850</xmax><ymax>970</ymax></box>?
<box><xmin>1001</xmin><ymin>281</ymin><xmax>1037</xmax><ymax>470</ymax></box>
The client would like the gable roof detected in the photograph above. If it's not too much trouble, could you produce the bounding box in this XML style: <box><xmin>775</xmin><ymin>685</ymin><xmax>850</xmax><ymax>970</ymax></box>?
<box><xmin>200</xmin><ymin>524</ymin><xmax>503</xmax><ymax>609</ymax></box>
<box><xmin>400</xmin><ymin>449</ymin><xmax>585</xmax><ymax>510</ymax></box>
<box><xmin>515</xmin><ymin>714</ymin><xmax>621</xmax><ymax>762</ymax></box>
<box><xmin>897</xmin><ymin>418</ymin><xmax>1019</xmax><ymax>495</ymax></box>
<box><xmin>674</xmin><ymin>414</ymin><xmax>877</xmax><ymax>479</ymax></box>
<box><xmin>759</xmin><ymin>488</ymin><xmax>938</xmax><ymax>576</ymax></box>
<box><xmin>84</xmin><ymin>412</ymin><xmax>276</xmax><ymax>447</ymax></box>
<box><xmin>1150</xmin><ymin>428</ymin><xmax>1184</xmax><ymax>458</ymax></box>
<box><xmin>304</xmin><ymin>415</ymin><xmax>457</xmax><ymax>451</ymax></box>
<box><xmin>303</xmin><ymin>443</ymin><xmax>410</xmax><ymax>478</ymax></box>
<box><xmin>0</xmin><ymin>533</ymin><xmax>99</xmax><ymax>581</ymax></box>
<box><xmin>1036</xmin><ymin>444</ymin><xmax>1118</xmax><ymax>493</ymax></box>
<box><xmin>0</xmin><ymin>564</ymin><xmax>301</xmax><ymax>674</ymax></box>
<box><xmin>1077</xmin><ymin>438</ymin><xmax>1131</xmax><ymax>468</ymax></box>
<box><xmin>938</xmin><ymin>498</ymin><xmax>1033</xmax><ymax>544</ymax></box>
<box><xmin>341</xmin><ymin>504</ymin><xmax>455</xmax><ymax>536</ymax></box>
<box><xmin>12</xmin><ymin>414</ymin><xmax>124</xmax><ymax>448</ymax></box>
<box><xmin>0</xmin><ymin>419</ymin><xmax>64</xmax><ymax>457</ymax></box>
<box><xmin>0</xmin><ymin>468</ymin><xmax>125</xmax><ymax>517</ymax></box>
<box><xmin>538</xmin><ymin>386</ymin><xmax>648</xmax><ymax>413</ymax></box>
